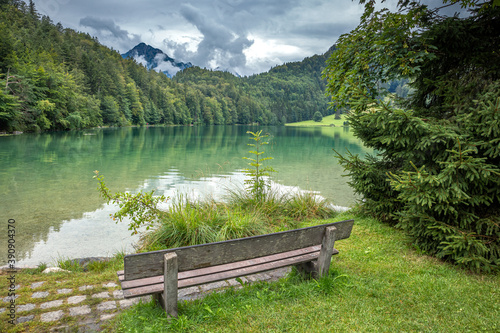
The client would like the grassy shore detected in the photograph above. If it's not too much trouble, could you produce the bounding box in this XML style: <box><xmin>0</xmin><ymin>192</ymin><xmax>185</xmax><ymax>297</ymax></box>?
<box><xmin>286</xmin><ymin>114</ymin><xmax>346</xmax><ymax>127</ymax></box>
<box><xmin>1</xmin><ymin>208</ymin><xmax>498</xmax><ymax>332</ymax></box>
<box><xmin>113</xmin><ymin>209</ymin><xmax>499</xmax><ymax>332</ymax></box>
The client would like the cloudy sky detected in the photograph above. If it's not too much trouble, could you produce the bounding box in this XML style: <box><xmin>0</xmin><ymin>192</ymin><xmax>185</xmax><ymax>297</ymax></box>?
<box><xmin>31</xmin><ymin>0</ymin><xmax>465</xmax><ymax>76</ymax></box>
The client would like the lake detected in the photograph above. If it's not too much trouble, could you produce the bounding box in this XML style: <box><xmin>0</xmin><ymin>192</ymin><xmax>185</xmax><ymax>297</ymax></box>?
<box><xmin>0</xmin><ymin>125</ymin><xmax>370</xmax><ymax>266</ymax></box>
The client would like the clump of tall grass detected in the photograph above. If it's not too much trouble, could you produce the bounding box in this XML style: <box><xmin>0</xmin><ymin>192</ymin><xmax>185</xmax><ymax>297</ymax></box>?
<box><xmin>286</xmin><ymin>191</ymin><xmax>334</xmax><ymax>221</ymax></box>
<box><xmin>224</xmin><ymin>185</ymin><xmax>288</xmax><ymax>218</ymax></box>
<box><xmin>140</xmin><ymin>189</ymin><xmax>338</xmax><ymax>252</ymax></box>
<box><xmin>139</xmin><ymin>195</ymin><xmax>266</xmax><ymax>251</ymax></box>
<box><xmin>226</xmin><ymin>186</ymin><xmax>337</xmax><ymax>222</ymax></box>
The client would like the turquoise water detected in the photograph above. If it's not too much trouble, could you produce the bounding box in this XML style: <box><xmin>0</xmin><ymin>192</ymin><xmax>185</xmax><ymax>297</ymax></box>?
<box><xmin>0</xmin><ymin>125</ymin><xmax>370</xmax><ymax>266</ymax></box>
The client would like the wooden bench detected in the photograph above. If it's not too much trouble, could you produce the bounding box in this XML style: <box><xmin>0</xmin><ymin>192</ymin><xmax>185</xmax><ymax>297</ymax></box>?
<box><xmin>117</xmin><ymin>219</ymin><xmax>354</xmax><ymax>317</ymax></box>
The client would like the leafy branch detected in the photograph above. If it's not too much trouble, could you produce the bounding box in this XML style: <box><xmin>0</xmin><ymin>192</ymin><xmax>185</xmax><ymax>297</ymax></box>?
<box><xmin>93</xmin><ymin>170</ymin><xmax>168</xmax><ymax>235</ymax></box>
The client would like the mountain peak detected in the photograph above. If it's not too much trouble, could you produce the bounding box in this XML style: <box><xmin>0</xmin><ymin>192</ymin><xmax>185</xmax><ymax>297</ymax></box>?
<box><xmin>122</xmin><ymin>43</ymin><xmax>192</xmax><ymax>78</ymax></box>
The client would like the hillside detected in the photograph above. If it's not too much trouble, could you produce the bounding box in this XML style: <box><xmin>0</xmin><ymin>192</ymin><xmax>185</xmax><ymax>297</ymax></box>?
<box><xmin>0</xmin><ymin>2</ymin><xmax>333</xmax><ymax>132</ymax></box>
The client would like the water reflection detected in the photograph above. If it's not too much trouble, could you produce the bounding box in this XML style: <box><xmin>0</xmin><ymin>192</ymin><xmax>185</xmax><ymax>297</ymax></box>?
<box><xmin>0</xmin><ymin>125</ymin><xmax>370</xmax><ymax>266</ymax></box>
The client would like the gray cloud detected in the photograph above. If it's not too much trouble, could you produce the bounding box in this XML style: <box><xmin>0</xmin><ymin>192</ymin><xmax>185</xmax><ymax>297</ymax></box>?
<box><xmin>290</xmin><ymin>23</ymin><xmax>356</xmax><ymax>39</ymax></box>
<box><xmin>163</xmin><ymin>3</ymin><xmax>254</xmax><ymax>73</ymax></box>
<box><xmin>34</xmin><ymin>0</ymin><xmax>367</xmax><ymax>75</ymax></box>
<box><xmin>80</xmin><ymin>17</ymin><xmax>129</xmax><ymax>39</ymax></box>
<box><xmin>79</xmin><ymin>16</ymin><xmax>141</xmax><ymax>52</ymax></box>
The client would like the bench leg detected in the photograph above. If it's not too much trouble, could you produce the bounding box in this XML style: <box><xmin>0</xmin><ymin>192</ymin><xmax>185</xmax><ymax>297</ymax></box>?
<box><xmin>163</xmin><ymin>253</ymin><xmax>178</xmax><ymax>318</ymax></box>
<box><xmin>317</xmin><ymin>226</ymin><xmax>337</xmax><ymax>277</ymax></box>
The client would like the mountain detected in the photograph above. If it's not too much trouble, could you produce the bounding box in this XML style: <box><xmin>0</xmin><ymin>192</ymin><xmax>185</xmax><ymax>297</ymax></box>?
<box><xmin>0</xmin><ymin>2</ymin><xmax>336</xmax><ymax>132</ymax></box>
<box><xmin>122</xmin><ymin>43</ymin><xmax>192</xmax><ymax>78</ymax></box>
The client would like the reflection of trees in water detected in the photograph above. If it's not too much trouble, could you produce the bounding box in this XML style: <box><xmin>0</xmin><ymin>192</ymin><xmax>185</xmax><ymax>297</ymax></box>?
<box><xmin>0</xmin><ymin>126</ymin><xmax>369</xmax><ymax>264</ymax></box>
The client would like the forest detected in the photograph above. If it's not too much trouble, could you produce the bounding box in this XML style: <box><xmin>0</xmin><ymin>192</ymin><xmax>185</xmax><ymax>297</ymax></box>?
<box><xmin>0</xmin><ymin>0</ymin><xmax>337</xmax><ymax>132</ymax></box>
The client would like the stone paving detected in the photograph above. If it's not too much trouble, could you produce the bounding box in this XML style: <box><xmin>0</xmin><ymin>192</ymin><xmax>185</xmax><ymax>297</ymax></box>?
<box><xmin>0</xmin><ymin>267</ymin><xmax>289</xmax><ymax>331</ymax></box>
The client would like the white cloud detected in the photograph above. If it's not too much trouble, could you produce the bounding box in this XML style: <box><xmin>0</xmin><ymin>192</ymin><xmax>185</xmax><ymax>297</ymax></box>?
<box><xmin>155</xmin><ymin>61</ymin><xmax>182</xmax><ymax>76</ymax></box>
<box><xmin>133</xmin><ymin>55</ymin><xmax>149</xmax><ymax>68</ymax></box>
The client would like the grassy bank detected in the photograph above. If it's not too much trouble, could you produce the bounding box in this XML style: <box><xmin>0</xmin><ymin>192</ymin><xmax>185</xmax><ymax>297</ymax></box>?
<box><xmin>286</xmin><ymin>114</ymin><xmax>346</xmax><ymax>127</ymax></box>
<box><xmin>1</xmin><ymin>208</ymin><xmax>498</xmax><ymax>332</ymax></box>
<box><xmin>113</xmin><ymin>209</ymin><xmax>499</xmax><ymax>332</ymax></box>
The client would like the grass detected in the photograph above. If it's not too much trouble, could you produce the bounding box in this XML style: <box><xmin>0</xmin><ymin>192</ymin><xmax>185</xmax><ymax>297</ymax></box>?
<box><xmin>139</xmin><ymin>189</ymin><xmax>336</xmax><ymax>252</ymax></box>
<box><xmin>1</xmin><ymin>207</ymin><xmax>498</xmax><ymax>332</ymax></box>
<box><xmin>286</xmin><ymin>114</ymin><xmax>347</xmax><ymax>127</ymax></box>
<box><xmin>112</xmin><ymin>208</ymin><xmax>499</xmax><ymax>332</ymax></box>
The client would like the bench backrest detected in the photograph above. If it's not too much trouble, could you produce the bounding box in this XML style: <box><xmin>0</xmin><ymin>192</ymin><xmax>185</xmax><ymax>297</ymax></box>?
<box><xmin>124</xmin><ymin>219</ymin><xmax>354</xmax><ymax>280</ymax></box>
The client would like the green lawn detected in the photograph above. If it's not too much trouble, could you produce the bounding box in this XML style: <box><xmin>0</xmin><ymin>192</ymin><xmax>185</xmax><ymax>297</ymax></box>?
<box><xmin>112</xmin><ymin>209</ymin><xmax>500</xmax><ymax>332</ymax></box>
<box><xmin>286</xmin><ymin>114</ymin><xmax>346</xmax><ymax>127</ymax></box>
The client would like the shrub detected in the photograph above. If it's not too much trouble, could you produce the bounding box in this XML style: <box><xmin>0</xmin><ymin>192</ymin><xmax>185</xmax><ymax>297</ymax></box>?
<box><xmin>336</xmin><ymin>84</ymin><xmax>500</xmax><ymax>271</ymax></box>
<box><xmin>325</xmin><ymin>4</ymin><xmax>500</xmax><ymax>272</ymax></box>
<box><xmin>313</xmin><ymin>111</ymin><xmax>323</xmax><ymax>122</ymax></box>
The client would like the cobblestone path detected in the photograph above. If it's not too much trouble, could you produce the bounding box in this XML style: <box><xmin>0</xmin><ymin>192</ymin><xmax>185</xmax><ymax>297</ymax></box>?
<box><xmin>1</xmin><ymin>268</ymin><xmax>289</xmax><ymax>331</ymax></box>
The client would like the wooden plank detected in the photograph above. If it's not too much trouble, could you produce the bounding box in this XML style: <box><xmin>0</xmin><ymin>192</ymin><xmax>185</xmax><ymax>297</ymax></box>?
<box><xmin>163</xmin><ymin>253</ymin><xmax>178</xmax><ymax>317</ymax></box>
<box><xmin>123</xmin><ymin>284</ymin><xmax>163</xmax><ymax>298</ymax></box>
<box><xmin>120</xmin><ymin>245</ymin><xmax>322</xmax><ymax>290</ymax></box>
<box><xmin>124</xmin><ymin>219</ymin><xmax>354</xmax><ymax>280</ymax></box>
<box><xmin>178</xmin><ymin>251</ymin><xmax>320</xmax><ymax>288</ymax></box>
<box><xmin>122</xmin><ymin>251</ymin><xmax>322</xmax><ymax>298</ymax></box>
<box><xmin>317</xmin><ymin>226</ymin><xmax>337</xmax><ymax>277</ymax></box>
<box><xmin>180</xmin><ymin>245</ymin><xmax>322</xmax><ymax>279</ymax></box>
<box><xmin>121</xmin><ymin>275</ymin><xmax>162</xmax><ymax>290</ymax></box>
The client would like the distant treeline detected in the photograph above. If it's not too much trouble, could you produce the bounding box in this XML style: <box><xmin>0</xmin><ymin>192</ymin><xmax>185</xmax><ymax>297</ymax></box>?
<box><xmin>0</xmin><ymin>1</ymin><xmax>336</xmax><ymax>132</ymax></box>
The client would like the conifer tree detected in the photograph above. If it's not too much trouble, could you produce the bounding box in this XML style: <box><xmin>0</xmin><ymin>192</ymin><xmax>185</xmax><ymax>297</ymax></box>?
<box><xmin>325</xmin><ymin>0</ymin><xmax>500</xmax><ymax>271</ymax></box>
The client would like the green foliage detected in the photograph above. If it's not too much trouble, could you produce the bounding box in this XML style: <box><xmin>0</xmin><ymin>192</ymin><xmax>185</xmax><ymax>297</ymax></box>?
<box><xmin>94</xmin><ymin>169</ymin><xmax>336</xmax><ymax>253</ymax></box>
<box><xmin>23</xmin><ymin>262</ymin><xmax>48</xmax><ymax>275</ymax></box>
<box><xmin>0</xmin><ymin>2</ymin><xmax>333</xmax><ymax>132</ymax></box>
<box><xmin>324</xmin><ymin>2</ymin><xmax>432</xmax><ymax>111</ymax></box>
<box><xmin>312</xmin><ymin>111</ymin><xmax>323</xmax><ymax>122</ymax></box>
<box><xmin>56</xmin><ymin>257</ymin><xmax>84</xmax><ymax>272</ymax></box>
<box><xmin>325</xmin><ymin>1</ymin><xmax>500</xmax><ymax>271</ymax></box>
<box><xmin>242</xmin><ymin>130</ymin><xmax>276</xmax><ymax>202</ymax></box>
<box><xmin>335</xmin><ymin>87</ymin><xmax>500</xmax><ymax>271</ymax></box>
<box><xmin>86</xmin><ymin>260</ymin><xmax>110</xmax><ymax>273</ymax></box>
<box><xmin>141</xmin><ymin>197</ymin><xmax>265</xmax><ymax>251</ymax></box>
<box><xmin>93</xmin><ymin>170</ymin><xmax>168</xmax><ymax>235</ymax></box>
<box><xmin>285</xmin><ymin>192</ymin><xmax>334</xmax><ymax>221</ymax></box>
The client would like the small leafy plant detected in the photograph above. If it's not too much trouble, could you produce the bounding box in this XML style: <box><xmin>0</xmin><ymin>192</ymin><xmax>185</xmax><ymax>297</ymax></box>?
<box><xmin>242</xmin><ymin>130</ymin><xmax>276</xmax><ymax>203</ymax></box>
<box><xmin>94</xmin><ymin>170</ymin><xmax>168</xmax><ymax>235</ymax></box>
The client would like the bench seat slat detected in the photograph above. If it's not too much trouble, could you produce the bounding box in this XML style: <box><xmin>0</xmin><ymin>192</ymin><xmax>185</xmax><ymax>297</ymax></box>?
<box><xmin>118</xmin><ymin>245</ymin><xmax>324</xmax><ymax>289</ymax></box>
<box><xmin>122</xmin><ymin>249</ymin><xmax>333</xmax><ymax>298</ymax></box>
